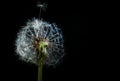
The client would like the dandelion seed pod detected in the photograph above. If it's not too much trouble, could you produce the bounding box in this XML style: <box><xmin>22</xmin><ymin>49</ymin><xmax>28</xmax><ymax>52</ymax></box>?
<box><xmin>15</xmin><ymin>19</ymin><xmax>64</xmax><ymax>66</ymax></box>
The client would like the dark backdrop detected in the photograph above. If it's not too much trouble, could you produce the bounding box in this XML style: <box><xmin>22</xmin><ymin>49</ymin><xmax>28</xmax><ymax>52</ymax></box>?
<box><xmin>2</xmin><ymin>0</ymin><xmax>88</xmax><ymax>81</ymax></box>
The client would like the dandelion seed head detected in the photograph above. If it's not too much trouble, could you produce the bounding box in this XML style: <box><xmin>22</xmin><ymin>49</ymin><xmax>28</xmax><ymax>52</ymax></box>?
<box><xmin>15</xmin><ymin>18</ymin><xmax>64</xmax><ymax>66</ymax></box>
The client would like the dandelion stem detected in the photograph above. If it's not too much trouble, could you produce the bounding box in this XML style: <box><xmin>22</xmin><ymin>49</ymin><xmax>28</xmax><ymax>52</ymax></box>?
<box><xmin>38</xmin><ymin>41</ymin><xmax>48</xmax><ymax>81</ymax></box>
<box><xmin>38</xmin><ymin>57</ymin><xmax>43</xmax><ymax>81</ymax></box>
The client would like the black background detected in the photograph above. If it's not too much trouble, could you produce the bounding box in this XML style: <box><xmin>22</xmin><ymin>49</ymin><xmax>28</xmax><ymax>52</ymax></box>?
<box><xmin>2</xmin><ymin>0</ymin><xmax>88</xmax><ymax>81</ymax></box>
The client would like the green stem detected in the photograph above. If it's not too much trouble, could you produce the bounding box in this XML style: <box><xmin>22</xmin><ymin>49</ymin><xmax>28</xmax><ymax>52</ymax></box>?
<box><xmin>38</xmin><ymin>58</ymin><xmax>43</xmax><ymax>81</ymax></box>
<box><xmin>37</xmin><ymin>41</ymin><xmax>48</xmax><ymax>81</ymax></box>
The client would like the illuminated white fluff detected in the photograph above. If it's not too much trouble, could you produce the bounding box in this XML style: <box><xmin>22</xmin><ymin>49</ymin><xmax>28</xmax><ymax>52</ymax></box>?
<box><xmin>15</xmin><ymin>18</ymin><xmax>64</xmax><ymax>66</ymax></box>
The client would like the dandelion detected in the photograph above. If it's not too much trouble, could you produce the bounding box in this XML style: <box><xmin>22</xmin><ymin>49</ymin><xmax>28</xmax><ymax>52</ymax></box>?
<box><xmin>15</xmin><ymin>2</ymin><xmax>64</xmax><ymax>81</ymax></box>
<box><xmin>15</xmin><ymin>18</ymin><xmax>64</xmax><ymax>81</ymax></box>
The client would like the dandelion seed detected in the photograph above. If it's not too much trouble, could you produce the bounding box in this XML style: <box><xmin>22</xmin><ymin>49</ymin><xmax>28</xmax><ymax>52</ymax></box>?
<box><xmin>37</xmin><ymin>3</ymin><xmax>47</xmax><ymax>19</ymax></box>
